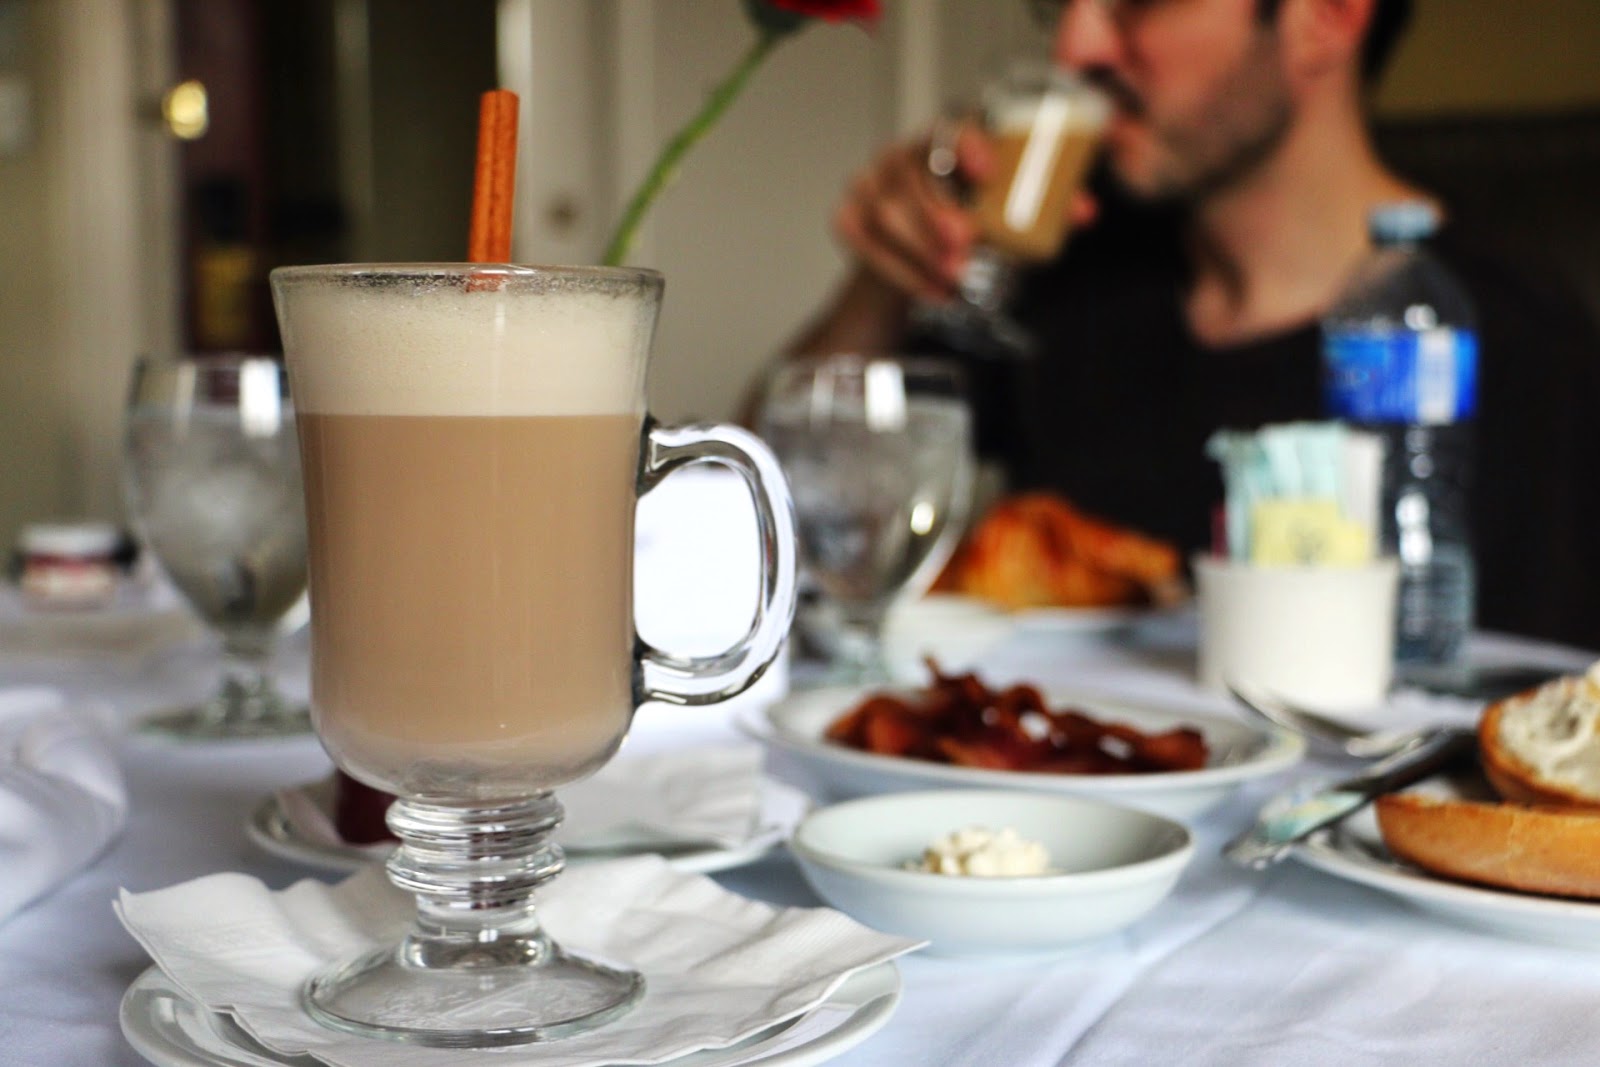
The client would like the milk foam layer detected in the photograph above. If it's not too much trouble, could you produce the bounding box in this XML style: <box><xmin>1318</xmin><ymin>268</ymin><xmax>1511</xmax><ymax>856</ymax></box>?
<box><xmin>992</xmin><ymin>92</ymin><xmax>1108</xmax><ymax>135</ymax></box>
<box><xmin>274</xmin><ymin>268</ymin><xmax>659</xmax><ymax>417</ymax></box>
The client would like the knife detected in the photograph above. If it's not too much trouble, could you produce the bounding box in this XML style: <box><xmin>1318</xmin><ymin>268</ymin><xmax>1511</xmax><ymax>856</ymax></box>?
<box><xmin>1223</xmin><ymin>725</ymin><xmax>1477</xmax><ymax>869</ymax></box>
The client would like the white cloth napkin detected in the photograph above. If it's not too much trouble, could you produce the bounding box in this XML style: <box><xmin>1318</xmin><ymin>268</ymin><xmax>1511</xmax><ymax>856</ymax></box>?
<box><xmin>116</xmin><ymin>856</ymin><xmax>920</xmax><ymax>1067</ymax></box>
<box><xmin>1061</xmin><ymin>863</ymin><xmax>1600</xmax><ymax>1067</ymax></box>
<box><xmin>276</xmin><ymin>747</ymin><xmax>782</xmax><ymax>855</ymax></box>
<box><xmin>0</xmin><ymin>687</ymin><xmax>126</xmax><ymax>923</ymax></box>
<box><xmin>560</xmin><ymin>745</ymin><xmax>769</xmax><ymax>847</ymax></box>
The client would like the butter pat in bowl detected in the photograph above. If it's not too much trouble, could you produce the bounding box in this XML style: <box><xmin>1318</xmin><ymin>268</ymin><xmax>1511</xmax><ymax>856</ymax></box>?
<box><xmin>789</xmin><ymin>790</ymin><xmax>1194</xmax><ymax>956</ymax></box>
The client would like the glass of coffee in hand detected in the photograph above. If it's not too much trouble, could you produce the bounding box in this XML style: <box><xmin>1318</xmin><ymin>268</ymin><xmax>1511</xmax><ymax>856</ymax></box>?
<box><xmin>920</xmin><ymin>60</ymin><xmax>1109</xmax><ymax>357</ymax></box>
<box><xmin>270</xmin><ymin>263</ymin><xmax>797</xmax><ymax>1047</ymax></box>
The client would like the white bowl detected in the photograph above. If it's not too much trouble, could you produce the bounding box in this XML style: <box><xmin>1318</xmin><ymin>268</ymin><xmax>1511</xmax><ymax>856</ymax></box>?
<box><xmin>790</xmin><ymin>789</ymin><xmax>1194</xmax><ymax>957</ymax></box>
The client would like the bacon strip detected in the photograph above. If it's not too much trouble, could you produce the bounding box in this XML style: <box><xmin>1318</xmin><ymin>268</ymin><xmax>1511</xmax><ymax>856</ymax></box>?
<box><xmin>826</xmin><ymin>660</ymin><xmax>1208</xmax><ymax>775</ymax></box>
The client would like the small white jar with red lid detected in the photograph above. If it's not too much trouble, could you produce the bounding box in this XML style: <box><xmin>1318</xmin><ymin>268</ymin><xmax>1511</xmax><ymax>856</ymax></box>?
<box><xmin>17</xmin><ymin>522</ymin><xmax>120</xmax><ymax>609</ymax></box>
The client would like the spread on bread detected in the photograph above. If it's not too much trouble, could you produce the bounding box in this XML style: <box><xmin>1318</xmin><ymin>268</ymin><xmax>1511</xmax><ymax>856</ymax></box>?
<box><xmin>1374</xmin><ymin>664</ymin><xmax>1600</xmax><ymax>900</ymax></box>
<box><xmin>1478</xmin><ymin>664</ymin><xmax>1600</xmax><ymax>808</ymax></box>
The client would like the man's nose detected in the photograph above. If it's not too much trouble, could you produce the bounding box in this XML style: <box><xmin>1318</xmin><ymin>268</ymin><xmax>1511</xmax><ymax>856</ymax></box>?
<box><xmin>1055</xmin><ymin>0</ymin><xmax>1122</xmax><ymax>71</ymax></box>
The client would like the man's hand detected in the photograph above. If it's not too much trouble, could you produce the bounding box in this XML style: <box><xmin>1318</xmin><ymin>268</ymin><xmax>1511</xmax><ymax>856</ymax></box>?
<box><xmin>832</xmin><ymin>123</ymin><xmax>1097</xmax><ymax>303</ymax></box>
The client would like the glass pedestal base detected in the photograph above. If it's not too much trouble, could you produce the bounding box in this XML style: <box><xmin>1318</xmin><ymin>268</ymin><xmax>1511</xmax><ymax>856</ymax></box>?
<box><xmin>138</xmin><ymin>670</ymin><xmax>310</xmax><ymax>739</ymax></box>
<box><xmin>303</xmin><ymin>792</ymin><xmax>642</xmax><ymax>1047</ymax></box>
<box><xmin>305</xmin><ymin>936</ymin><xmax>643</xmax><ymax>1047</ymax></box>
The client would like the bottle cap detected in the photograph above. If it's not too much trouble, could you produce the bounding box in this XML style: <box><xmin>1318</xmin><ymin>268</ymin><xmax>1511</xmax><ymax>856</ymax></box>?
<box><xmin>1368</xmin><ymin>201</ymin><xmax>1440</xmax><ymax>244</ymax></box>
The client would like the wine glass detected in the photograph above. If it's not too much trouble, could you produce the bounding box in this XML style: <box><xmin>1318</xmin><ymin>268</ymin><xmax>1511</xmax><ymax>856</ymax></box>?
<box><xmin>914</xmin><ymin>60</ymin><xmax>1110</xmax><ymax>359</ymax></box>
<box><xmin>759</xmin><ymin>354</ymin><xmax>973</xmax><ymax>683</ymax></box>
<box><xmin>270</xmin><ymin>262</ymin><xmax>797</xmax><ymax>1046</ymax></box>
<box><xmin>122</xmin><ymin>354</ymin><xmax>311</xmax><ymax>739</ymax></box>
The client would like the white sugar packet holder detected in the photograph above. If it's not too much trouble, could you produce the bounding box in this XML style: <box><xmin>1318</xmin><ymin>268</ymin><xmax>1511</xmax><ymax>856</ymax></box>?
<box><xmin>117</xmin><ymin>856</ymin><xmax>921</xmax><ymax>1067</ymax></box>
<box><xmin>277</xmin><ymin>747</ymin><xmax>786</xmax><ymax>855</ymax></box>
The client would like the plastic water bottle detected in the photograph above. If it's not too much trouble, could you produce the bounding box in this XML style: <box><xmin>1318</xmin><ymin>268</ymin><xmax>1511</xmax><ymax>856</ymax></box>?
<box><xmin>1322</xmin><ymin>202</ymin><xmax>1479</xmax><ymax>664</ymax></box>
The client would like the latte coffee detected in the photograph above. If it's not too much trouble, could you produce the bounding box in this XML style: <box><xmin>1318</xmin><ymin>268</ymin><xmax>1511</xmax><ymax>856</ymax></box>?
<box><xmin>273</xmin><ymin>267</ymin><xmax>659</xmax><ymax>797</ymax></box>
<box><xmin>972</xmin><ymin>80</ymin><xmax>1109</xmax><ymax>263</ymax></box>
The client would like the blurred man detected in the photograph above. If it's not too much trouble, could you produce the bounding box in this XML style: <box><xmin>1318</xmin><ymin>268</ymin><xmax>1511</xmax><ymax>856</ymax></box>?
<box><xmin>785</xmin><ymin>0</ymin><xmax>1600</xmax><ymax>648</ymax></box>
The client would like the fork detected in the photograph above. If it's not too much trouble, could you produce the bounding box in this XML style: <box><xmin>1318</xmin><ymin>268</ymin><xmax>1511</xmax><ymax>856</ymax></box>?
<box><xmin>1226</xmin><ymin>679</ymin><xmax>1467</xmax><ymax>759</ymax></box>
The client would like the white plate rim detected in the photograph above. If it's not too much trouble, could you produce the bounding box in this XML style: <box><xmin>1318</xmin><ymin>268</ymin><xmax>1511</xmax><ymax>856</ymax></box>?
<box><xmin>119</xmin><ymin>961</ymin><xmax>902</xmax><ymax>1067</ymax></box>
<box><xmin>742</xmin><ymin>684</ymin><xmax>1303</xmax><ymax>798</ymax></box>
<box><xmin>246</xmin><ymin>779</ymin><xmax>808</xmax><ymax>878</ymax></box>
<box><xmin>1293</xmin><ymin>810</ymin><xmax>1600</xmax><ymax>938</ymax></box>
<box><xmin>1008</xmin><ymin>601</ymin><xmax>1192</xmax><ymax>634</ymax></box>
<box><xmin>897</xmin><ymin>593</ymin><xmax>1192</xmax><ymax>636</ymax></box>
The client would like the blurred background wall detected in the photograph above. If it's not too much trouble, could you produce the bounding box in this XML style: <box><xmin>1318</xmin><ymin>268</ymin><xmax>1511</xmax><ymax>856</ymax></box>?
<box><xmin>0</xmin><ymin>0</ymin><xmax>1598</xmax><ymax>551</ymax></box>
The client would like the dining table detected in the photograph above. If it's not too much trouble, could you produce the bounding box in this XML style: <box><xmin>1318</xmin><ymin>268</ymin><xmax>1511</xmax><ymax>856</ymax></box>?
<box><xmin>5</xmin><ymin>487</ymin><xmax>1600</xmax><ymax>1066</ymax></box>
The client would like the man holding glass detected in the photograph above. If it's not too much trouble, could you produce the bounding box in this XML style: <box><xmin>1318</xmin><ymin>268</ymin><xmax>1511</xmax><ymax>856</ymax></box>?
<box><xmin>785</xmin><ymin>0</ymin><xmax>1600</xmax><ymax>650</ymax></box>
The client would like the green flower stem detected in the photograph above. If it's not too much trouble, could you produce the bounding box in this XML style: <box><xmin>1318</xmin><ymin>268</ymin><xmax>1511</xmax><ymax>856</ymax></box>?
<box><xmin>601</xmin><ymin>30</ymin><xmax>781</xmax><ymax>267</ymax></box>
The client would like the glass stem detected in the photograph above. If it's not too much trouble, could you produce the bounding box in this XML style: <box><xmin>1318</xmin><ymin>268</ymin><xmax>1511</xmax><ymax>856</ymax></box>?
<box><xmin>216</xmin><ymin>630</ymin><xmax>280</xmax><ymax>724</ymax></box>
<box><xmin>385</xmin><ymin>794</ymin><xmax>566</xmax><ymax>968</ymax></box>
<box><xmin>958</xmin><ymin>246</ymin><xmax>1017</xmax><ymax>314</ymax></box>
<box><xmin>830</xmin><ymin>601</ymin><xmax>892</xmax><ymax>682</ymax></box>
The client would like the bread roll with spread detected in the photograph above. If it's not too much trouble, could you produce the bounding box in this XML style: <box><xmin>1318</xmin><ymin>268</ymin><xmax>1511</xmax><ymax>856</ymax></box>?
<box><xmin>1375</xmin><ymin>664</ymin><xmax>1600</xmax><ymax>899</ymax></box>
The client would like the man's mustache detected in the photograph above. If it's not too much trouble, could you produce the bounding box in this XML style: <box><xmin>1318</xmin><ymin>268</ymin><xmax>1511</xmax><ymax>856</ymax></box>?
<box><xmin>1083</xmin><ymin>68</ymin><xmax>1146</xmax><ymax>118</ymax></box>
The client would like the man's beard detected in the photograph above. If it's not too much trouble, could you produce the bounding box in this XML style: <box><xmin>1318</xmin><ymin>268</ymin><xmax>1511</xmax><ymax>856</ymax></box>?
<box><xmin>1088</xmin><ymin>32</ymin><xmax>1293</xmax><ymax>206</ymax></box>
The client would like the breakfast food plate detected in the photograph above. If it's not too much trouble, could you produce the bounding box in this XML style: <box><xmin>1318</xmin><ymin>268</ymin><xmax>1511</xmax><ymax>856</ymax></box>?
<box><xmin>894</xmin><ymin>593</ymin><xmax>1187</xmax><ymax>637</ymax></box>
<box><xmin>120</xmin><ymin>961</ymin><xmax>901</xmax><ymax>1067</ymax></box>
<box><xmin>741</xmin><ymin>684</ymin><xmax>1303</xmax><ymax>821</ymax></box>
<box><xmin>247</xmin><ymin>772</ymin><xmax>809</xmax><ymax>877</ymax></box>
<box><xmin>1008</xmin><ymin>599</ymin><xmax>1192</xmax><ymax>635</ymax></box>
<box><xmin>1295</xmin><ymin>801</ymin><xmax>1600</xmax><ymax>948</ymax></box>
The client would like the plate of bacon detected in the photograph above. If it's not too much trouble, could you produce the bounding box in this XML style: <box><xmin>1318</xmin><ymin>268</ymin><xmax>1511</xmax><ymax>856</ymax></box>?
<box><xmin>745</xmin><ymin>665</ymin><xmax>1303</xmax><ymax>821</ymax></box>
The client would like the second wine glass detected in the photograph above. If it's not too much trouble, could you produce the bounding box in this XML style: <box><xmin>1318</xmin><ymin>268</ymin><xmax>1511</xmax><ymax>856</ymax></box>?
<box><xmin>122</xmin><ymin>354</ymin><xmax>310</xmax><ymax>738</ymax></box>
<box><xmin>759</xmin><ymin>354</ymin><xmax>973</xmax><ymax>683</ymax></box>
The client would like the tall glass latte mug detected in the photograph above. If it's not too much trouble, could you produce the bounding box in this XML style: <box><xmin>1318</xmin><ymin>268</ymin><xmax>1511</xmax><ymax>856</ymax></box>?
<box><xmin>270</xmin><ymin>264</ymin><xmax>798</xmax><ymax>1047</ymax></box>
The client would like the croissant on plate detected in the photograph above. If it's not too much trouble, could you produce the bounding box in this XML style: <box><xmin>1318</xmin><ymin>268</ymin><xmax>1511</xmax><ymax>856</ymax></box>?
<box><xmin>934</xmin><ymin>492</ymin><xmax>1183</xmax><ymax>611</ymax></box>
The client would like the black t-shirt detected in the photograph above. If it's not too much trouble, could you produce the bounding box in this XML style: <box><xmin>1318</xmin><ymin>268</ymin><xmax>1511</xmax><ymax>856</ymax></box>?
<box><xmin>942</xmin><ymin>199</ymin><xmax>1600</xmax><ymax>650</ymax></box>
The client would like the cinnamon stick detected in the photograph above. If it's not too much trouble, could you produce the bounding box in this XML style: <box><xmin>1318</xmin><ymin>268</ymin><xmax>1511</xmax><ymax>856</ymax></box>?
<box><xmin>468</xmin><ymin>89</ymin><xmax>518</xmax><ymax>263</ymax></box>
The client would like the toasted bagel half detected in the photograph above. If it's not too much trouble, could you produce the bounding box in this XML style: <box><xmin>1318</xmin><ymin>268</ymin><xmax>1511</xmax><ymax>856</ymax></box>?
<box><xmin>1375</xmin><ymin>792</ymin><xmax>1600</xmax><ymax>899</ymax></box>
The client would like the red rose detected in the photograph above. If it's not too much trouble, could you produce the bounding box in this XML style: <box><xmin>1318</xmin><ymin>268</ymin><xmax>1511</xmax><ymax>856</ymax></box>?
<box><xmin>742</xmin><ymin>0</ymin><xmax>880</xmax><ymax>35</ymax></box>
<box><xmin>767</xmin><ymin>0</ymin><xmax>881</xmax><ymax>22</ymax></box>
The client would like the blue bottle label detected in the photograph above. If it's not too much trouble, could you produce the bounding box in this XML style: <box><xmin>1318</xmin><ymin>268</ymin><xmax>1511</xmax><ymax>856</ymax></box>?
<box><xmin>1323</xmin><ymin>327</ymin><xmax>1479</xmax><ymax>424</ymax></box>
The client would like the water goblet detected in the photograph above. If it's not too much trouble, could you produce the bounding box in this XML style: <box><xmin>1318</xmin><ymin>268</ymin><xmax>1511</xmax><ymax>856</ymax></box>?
<box><xmin>758</xmin><ymin>354</ymin><xmax>973</xmax><ymax>683</ymax></box>
<box><xmin>270</xmin><ymin>263</ymin><xmax>797</xmax><ymax>1046</ymax></box>
<box><xmin>121</xmin><ymin>354</ymin><xmax>311</xmax><ymax>739</ymax></box>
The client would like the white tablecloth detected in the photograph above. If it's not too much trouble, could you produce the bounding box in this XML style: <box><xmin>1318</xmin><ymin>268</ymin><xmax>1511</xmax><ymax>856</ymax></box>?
<box><xmin>3</xmin><ymin>469</ymin><xmax>1597</xmax><ymax>1066</ymax></box>
<box><xmin>3</xmin><ymin>614</ymin><xmax>1597</xmax><ymax>1067</ymax></box>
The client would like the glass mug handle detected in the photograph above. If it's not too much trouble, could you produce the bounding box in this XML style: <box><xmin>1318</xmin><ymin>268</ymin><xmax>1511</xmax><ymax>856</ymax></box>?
<box><xmin>634</xmin><ymin>418</ymin><xmax>799</xmax><ymax>705</ymax></box>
